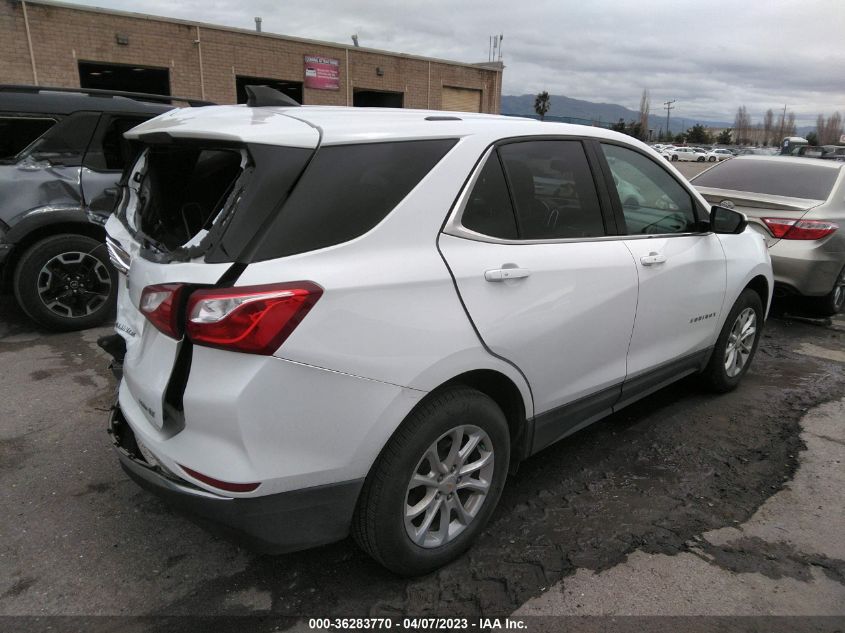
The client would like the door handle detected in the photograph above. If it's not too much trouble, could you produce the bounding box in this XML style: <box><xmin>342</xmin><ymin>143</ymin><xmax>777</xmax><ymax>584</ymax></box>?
<box><xmin>640</xmin><ymin>252</ymin><xmax>667</xmax><ymax>266</ymax></box>
<box><xmin>485</xmin><ymin>267</ymin><xmax>531</xmax><ymax>282</ymax></box>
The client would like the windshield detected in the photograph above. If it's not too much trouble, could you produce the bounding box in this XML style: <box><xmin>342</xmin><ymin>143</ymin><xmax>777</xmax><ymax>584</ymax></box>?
<box><xmin>692</xmin><ymin>159</ymin><xmax>839</xmax><ymax>200</ymax></box>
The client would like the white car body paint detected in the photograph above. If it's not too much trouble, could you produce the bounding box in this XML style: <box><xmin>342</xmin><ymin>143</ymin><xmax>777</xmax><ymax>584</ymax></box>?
<box><xmin>105</xmin><ymin>105</ymin><xmax>772</xmax><ymax>542</ymax></box>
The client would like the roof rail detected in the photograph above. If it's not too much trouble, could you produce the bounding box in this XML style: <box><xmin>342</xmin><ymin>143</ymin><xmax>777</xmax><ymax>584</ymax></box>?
<box><xmin>0</xmin><ymin>84</ymin><xmax>213</xmax><ymax>107</ymax></box>
<box><xmin>245</xmin><ymin>85</ymin><xmax>300</xmax><ymax>107</ymax></box>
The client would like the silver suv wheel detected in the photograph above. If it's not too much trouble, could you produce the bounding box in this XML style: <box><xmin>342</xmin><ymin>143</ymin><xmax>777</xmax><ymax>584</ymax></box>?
<box><xmin>404</xmin><ymin>425</ymin><xmax>494</xmax><ymax>548</ymax></box>
<box><xmin>724</xmin><ymin>307</ymin><xmax>757</xmax><ymax>378</ymax></box>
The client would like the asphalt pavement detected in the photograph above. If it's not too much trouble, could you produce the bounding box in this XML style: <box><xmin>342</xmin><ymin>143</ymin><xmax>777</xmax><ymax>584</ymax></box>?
<box><xmin>1</xmin><ymin>288</ymin><xmax>844</xmax><ymax>629</ymax></box>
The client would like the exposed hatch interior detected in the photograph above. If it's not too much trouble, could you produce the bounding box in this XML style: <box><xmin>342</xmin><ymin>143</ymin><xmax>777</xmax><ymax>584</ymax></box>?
<box><xmin>122</xmin><ymin>145</ymin><xmax>245</xmax><ymax>254</ymax></box>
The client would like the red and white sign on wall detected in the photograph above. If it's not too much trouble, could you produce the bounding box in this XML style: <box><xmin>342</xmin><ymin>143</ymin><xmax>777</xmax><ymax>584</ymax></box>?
<box><xmin>304</xmin><ymin>55</ymin><xmax>340</xmax><ymax>90</ymax></box>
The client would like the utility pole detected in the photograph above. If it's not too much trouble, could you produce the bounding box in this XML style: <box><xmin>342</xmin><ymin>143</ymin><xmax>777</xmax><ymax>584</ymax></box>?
<box><xmin>664</xmin><ymin>100</ymin><xmax>676</xmax><ymax>137</ymax></box>
<box><xmin>778</xmin><ymin>103</ymin><xmax>787</xmax><ymax>141</ymax></box>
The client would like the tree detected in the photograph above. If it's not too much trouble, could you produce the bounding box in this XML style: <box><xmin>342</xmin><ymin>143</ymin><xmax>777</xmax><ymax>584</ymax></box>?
<box><xmin>716</xmin><ymin>129</ymin><xmax>732</xmax><ymax>145</ymax></box>
<box><xmin>674</xmin><ymin>132</ymin><xmax>687</xmax><ymax>144</ymax></box>
<box><xmin>819</xmin><ymin>112</ymin><xmax>843</xmax><ymax>145</ymax></box>
<box><xmin>806</xmin><ymin>131</ymin><xmax>819</xmax><ymax>146</ymax></box>
<box><xmin>534</xmin><ymin>91</ymin><xmax>550</xmax><ymax>121</ymax></box>
<box><xmin>637</xmin><ymin>89</ymin><xmax>650</xmax><ymax>141</ymax></box>
<box><xmin>611</xmin><ymin>118</ymin><xmax>627</xmax><ymax>133</ymax></box>
<box><xmin>733</xmin><ymin>106</ymin><xmax>751</xmax><ymax>145</ymax></box>
<box><xmin>785</xmin><ymin>112</ymin><xmax>796</xmax><ymax>137</ymax></box>
<box><xmin>686</xmin><ymin>123</ymin><xmax>711</xmax><ymax>144</ymax></box>
<box><xmin>763</xmin><ymin>109</ymin><xmax>774</xmax><ymax>146</ymax></box>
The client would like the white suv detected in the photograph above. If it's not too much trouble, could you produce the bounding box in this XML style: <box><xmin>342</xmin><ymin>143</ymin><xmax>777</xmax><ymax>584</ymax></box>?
<box><xmin>104</xmin><ymin>97</ymin><xmax>772</xmax><ymax>575</ymax></box>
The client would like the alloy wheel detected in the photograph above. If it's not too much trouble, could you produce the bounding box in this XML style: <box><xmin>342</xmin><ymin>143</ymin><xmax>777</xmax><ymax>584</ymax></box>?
<box><xmin>37</xmin><ymin>251</ymin><xmax>113</xmax><ymax>318</ymax></box>
<box><xmin>724</xmin><ymin>307</ymin><xmax>757</xmax><ymax>377</ymax></box>
<box><xmin>404</xmin><ymin>425</ymin><xmax>494</xmax><ymax>548</ymax></box>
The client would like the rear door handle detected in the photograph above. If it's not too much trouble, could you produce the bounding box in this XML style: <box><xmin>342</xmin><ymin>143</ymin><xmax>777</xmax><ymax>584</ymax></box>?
<box><xmin>485</xmin><ymin>267</ymin><xmax>531</xmax><ymax>282</ymax></box>
<box><xmin>640</xmin><ymin>252</ymin><xmax>667</xmax><ymax>266</ymax></box>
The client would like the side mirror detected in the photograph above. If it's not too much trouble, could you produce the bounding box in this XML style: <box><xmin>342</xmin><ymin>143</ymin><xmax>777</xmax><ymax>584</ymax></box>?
<box><xmin>710</xmin><ymin>205</ymin><xmax>747</xmax><ymax>235</ymax></box>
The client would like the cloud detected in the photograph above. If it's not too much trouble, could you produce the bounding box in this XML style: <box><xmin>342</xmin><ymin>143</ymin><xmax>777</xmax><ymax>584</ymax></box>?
<box><xmin>61</xmin><ymin>0</ymin><xmax>845</xmax><ymax>125</ymax></box>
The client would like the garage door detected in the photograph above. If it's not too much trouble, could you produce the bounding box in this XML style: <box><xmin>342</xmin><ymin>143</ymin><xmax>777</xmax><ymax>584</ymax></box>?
<box><xmin>442</xmin><ymin>86</ymin><xmax>482</xmax><ymax>112</ymax></box>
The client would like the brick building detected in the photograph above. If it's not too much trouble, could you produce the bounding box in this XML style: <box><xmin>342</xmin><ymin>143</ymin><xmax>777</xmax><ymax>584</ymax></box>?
<box><xmin>1</xmin><ymin>0</ymin><xmax>503</xmax><ymax>112</ymax></box>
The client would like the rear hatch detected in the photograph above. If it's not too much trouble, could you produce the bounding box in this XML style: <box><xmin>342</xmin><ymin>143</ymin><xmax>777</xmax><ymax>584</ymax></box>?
<box><xmin>109</xmin><ymin>106</ymin><xmax>318</xmax><ymax>432</ymax></box>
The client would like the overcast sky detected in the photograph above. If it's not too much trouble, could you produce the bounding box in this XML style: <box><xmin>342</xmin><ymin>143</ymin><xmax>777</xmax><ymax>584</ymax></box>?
<box><xmin>63</xmin><ymin>0</ymin><xmax>845</xmax><ymax>125</ymax></box>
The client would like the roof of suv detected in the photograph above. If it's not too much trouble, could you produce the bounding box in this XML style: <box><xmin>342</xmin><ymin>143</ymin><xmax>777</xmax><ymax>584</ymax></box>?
<box><xmin>125</xmin><ymin>104</ymin><xmax>635</xmax><ymax>148</ymax></box>
<box><xmin>0</xmin><ymin>85</ymin><xmax>198</xmax><ymax>116</ymax></box>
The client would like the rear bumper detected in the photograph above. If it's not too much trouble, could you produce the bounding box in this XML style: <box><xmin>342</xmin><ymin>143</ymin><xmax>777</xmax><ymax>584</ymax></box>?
<box><xmin>769</xmin><ymin>237</ymin><xmax>845</xmax><ymax>297</ymax></box>
<box><xmin>109</xmin><ymin>404</ymin><xmax>363</xmax><ymax>553</ymax></box>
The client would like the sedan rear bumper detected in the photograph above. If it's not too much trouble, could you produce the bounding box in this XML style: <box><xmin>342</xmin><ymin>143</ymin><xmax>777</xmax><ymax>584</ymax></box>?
<box><xmin>769</xmin><ymin>236</ymin><xmax>845</xmax><ymax>297</ymax></box>
<box><xmin>109</xmin><ymin>403</ymin><xmax>363</xmax><ymax>553</ymax></box>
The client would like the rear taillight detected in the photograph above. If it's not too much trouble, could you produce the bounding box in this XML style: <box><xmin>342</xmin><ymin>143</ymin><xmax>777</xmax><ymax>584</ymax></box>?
<box><xmin>185</xmin><ymin>282</ymin><xmax>322</xmax><ymax>355</ymax></box>
<box><xmin>140</xmin><ymin>283</ymin><xmax>186</xmax><ymax>338</ymax></box>
<box><xmin>762</xmin><ymin>218</ymin><xmax>838</xmax><ymax>240</ymax></box>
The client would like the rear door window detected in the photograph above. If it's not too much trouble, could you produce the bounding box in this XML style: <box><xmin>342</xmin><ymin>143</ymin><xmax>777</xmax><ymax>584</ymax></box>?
<box><xmin>253</xmin><ymin>139</ymin><xmax>457</xmax><ymax>259</ymax></box>
<box><xmin>85</xmin><ymin>115</ymin><xmax>148</xmax><ymax>172</ymax></box>
<box><xmin>0</xmin><ymin>116</ymin><xmax>57</xmax><ymax>160</ymax></box>
<box><xmin>498</xmin><ymin>140</ymin><xmax>606</xmax><ymax>239</ymax></box>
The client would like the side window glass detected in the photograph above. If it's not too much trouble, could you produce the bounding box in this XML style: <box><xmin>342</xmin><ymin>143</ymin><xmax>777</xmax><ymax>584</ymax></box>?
<box><xmin>499</xmin><ymin>141</ymin><xmax>605</xmax><ymax>239</ymax></box>
<box><xmin>461</xmin><ymin>153</ymin><xmax>518</xmax><ymax>239</ymax></box>
<box><xmin>0</xmin><ymin>117</ymin><xmax>56</xmax><ymax>160</ymax></box>
<box><xmin>601</xmin><ymin>143</ymin><xmax>697</xmax><ymax>235</ymax></box>
<box><xmin>86</xmin><ymin>116</ymin><xmax>146</xmax><ymax>171</ymax></box>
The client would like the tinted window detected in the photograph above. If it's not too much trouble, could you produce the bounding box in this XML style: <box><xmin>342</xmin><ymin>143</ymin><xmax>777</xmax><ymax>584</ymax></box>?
<box><xmin>601</xmin><ymin>143</ymin><xmax>697</xmax><ymax>235</ymax></box>
<box><xmin>461</xmin><ymin>154</ymin><xmax>518</xmax><ymax>239</ymax></box>
<box><xmin>692</xmin><ymin>159</ymin><xmax>839</xmax><ymax>200</ymax></box>
<box><xmin>0</xmin><ymin>117</ymin><xmax>56</xmax><ymax>160</ymax></box>
<box><xmin>17</xmin><ymin>111</ymin><xmax>100</xmax><ymax>166</ymax></box>
<box><xmin>254</xmin><ymin>139</ymin><xmax>457</xmax><ymax>259</ymax></box>
<box><xmin>86</xmin><ymin>116</ymin><xmax>147</xmax><ymax>171</ymax></box>
<box><xmin>499</xmin><ymin>141</ymin><xmax>605</xmax><ymax>239</ymax></box>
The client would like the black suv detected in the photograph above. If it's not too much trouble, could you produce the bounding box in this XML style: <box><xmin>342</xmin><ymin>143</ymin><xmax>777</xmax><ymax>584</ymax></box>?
<box><xmin>0</xmin><ymin>85</ymin><xmax>208</xmax><ymax>331</ymax></box>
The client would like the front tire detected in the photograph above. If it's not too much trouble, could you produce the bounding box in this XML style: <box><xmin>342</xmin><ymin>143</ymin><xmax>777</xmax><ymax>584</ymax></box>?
<box><xmin>671</xmin><ymin>155</ymin><xmax>679</xmax><ymax>161</ymax></box>
<box><xmin>352</xmin><ymin>386</ymin><xmax>510</xmax><ymax>576</ymax></box>
<box><xmin>703</xmin><ymin>288</ymin><xmax>764</xmax><ymax>392</ymax></box>
<box><xmin>13</xmin><ymin>234</ymin><xmax>116</xmax><ymax>331</ymax></box>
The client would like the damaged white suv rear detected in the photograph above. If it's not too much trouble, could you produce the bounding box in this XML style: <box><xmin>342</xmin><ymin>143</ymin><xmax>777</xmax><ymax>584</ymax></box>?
<box><xmin>105</xmin><ymin>93</ymin><xmax>772</xmax><ymax>575</ymax></box>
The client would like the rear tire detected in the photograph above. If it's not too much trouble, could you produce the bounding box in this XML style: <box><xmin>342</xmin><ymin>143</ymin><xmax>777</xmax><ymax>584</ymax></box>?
<box><xmin>703</xmin><ymin>289</ymin><xmax>764</xmax><ymax>392</ymax></box>
<box><xmin>805</xmin><ymin>265</ymin><xmax>845</xmax><ymax>317</ymax></box>
<box><xmin>13</xmin><ymin>234</ymin><xmax>116</xmax><ymax>331</ymax></box>
<box><xmin>352</xmin><ymin>386</ymin><xmax>510</xmax><ymax>576</ymax></box>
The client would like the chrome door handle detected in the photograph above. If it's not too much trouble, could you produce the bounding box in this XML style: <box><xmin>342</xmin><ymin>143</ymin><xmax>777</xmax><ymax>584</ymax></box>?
<box><xmin>485</xmin><ymin>267</ymin><xmax>531</xmax><ymax>282</ymax></box>
<box><xmin>640</xmin><ymin>252</ymin><xmax>667</xmax><ymax>266</ymax></box>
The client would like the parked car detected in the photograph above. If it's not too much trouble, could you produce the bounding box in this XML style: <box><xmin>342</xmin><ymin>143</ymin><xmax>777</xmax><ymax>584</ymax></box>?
<box><xmin>692</xmin><ymin>156</ymin><xmax>845</xmax><ymax>315</ymax></box>
<box><xmin>706</xmin><ymin>148</ymin><xmax>734</xmax><ymax>162</ymax></box>
<box><xmin>665</xmin><ymin>146</ymin><xmax>708</xmax><ymax>162</ymax></box>
<box><xmin>104</xmin><ymin>94</ymin><xmax>772</xmax><ymax>575</ymax></box>
<box><xmin>0</xmin><ymin>85</ymin><xmax>207</xmax><ymax>330</ymax></box>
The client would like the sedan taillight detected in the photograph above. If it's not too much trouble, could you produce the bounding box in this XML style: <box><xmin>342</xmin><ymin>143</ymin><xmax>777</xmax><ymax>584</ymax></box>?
<box><xmin>185</xmin><ymin>282</ymin><xmax>323</xmax><ymax>355</ymax></box>
<box><xmin>762</xmin><ymin>218</ymin><xmax>838</xmax><ymax>240</ymax></box>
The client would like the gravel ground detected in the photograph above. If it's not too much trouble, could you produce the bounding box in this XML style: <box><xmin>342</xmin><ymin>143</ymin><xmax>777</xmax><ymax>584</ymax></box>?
<box><xmin>1</xmin><ymin>293</ymin><xmax>844</xmax><ymax>628</ymax></box>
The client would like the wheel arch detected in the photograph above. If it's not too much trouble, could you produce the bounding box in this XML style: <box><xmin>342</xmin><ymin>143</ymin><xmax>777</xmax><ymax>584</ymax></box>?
<box><xmin>745</xmin><ymin>274</ymin><xmax>770</xmax><ymax>314</ymax></box>
<box><xmin>430</xmin><ymin>369</ymin><xmax>533</xmax><ymax>465</ymax></box>
<box><xmin>2</xmin><ymin>219</ymin><xmax>106</xmax><ymax>289</ymax></box>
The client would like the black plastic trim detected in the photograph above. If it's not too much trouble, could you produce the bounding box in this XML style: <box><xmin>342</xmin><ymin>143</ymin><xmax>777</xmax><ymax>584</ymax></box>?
<box><xmin>110</xmin><ymin>405</ymin><xmax>363</xmax><ymax>553</ymax></box>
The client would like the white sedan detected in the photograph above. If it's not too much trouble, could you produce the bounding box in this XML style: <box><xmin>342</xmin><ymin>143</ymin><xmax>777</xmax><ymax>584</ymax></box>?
<box><xmin>706</xmin><ymin>148</ymin><xmax>734</xmax><ymax>162</ymax></box>
<box><xmin>665</xmin><ymin>147</ymin><xmax>708</xmax><ymax>162</ymax></box>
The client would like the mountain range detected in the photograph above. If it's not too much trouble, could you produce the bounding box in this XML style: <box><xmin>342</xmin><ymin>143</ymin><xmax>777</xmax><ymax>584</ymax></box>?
<box><xmin>500</xmin><ymin>94</ymin><xmax>814</xmax><ymax>136</ymax></box>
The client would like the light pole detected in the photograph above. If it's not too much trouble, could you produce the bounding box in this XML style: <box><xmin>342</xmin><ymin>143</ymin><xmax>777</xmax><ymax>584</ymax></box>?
<box><xmin>664</xmin><ymin>99</ymin><xmax>676</xmax><ymax>139</ymax></box>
